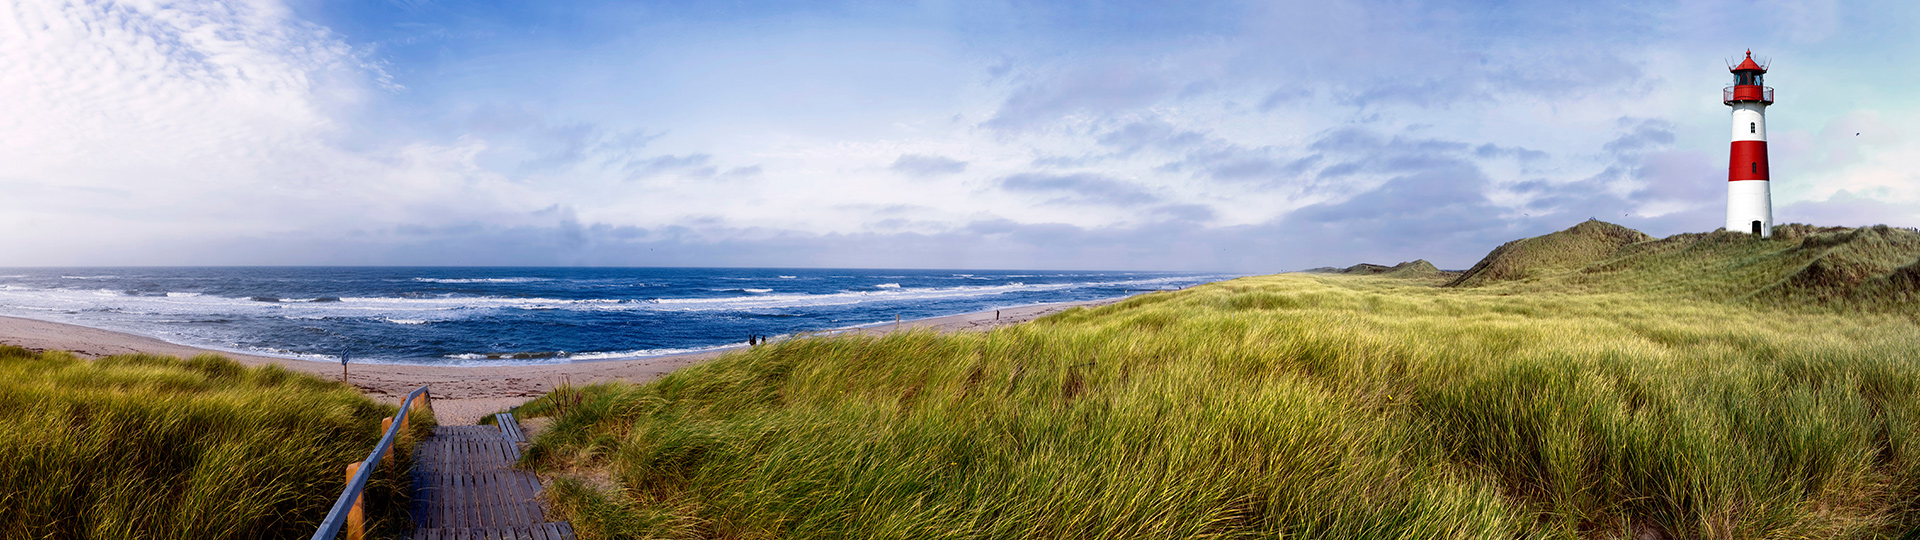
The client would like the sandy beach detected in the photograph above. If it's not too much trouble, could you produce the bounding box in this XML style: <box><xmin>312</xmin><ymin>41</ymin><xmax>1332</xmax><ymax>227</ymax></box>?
<box><xmin>0</xmin><ymin>298</ymin><xmax>1120</xmax><ymax>423</ymax></box>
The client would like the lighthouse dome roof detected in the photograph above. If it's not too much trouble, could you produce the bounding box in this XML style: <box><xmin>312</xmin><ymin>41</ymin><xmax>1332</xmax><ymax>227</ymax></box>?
<box><xmin>1731</xmin><ymin>50</ymin><xmax>1766</xmax><ymax>73</ymax></box>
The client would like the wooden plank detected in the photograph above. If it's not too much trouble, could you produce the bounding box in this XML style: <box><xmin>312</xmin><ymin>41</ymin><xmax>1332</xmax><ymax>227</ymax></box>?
<box><xmin>523</xmin><ymin>474</ymin><xmax>546</xmax><ymax>523</ymax></box>
<box><xmin>496</xmin><ymin>472</ymin><xmax>524</xmax><ymax>525</ymax></box>
<box><xmin>520</xmin><ymin>472</ymin><xmax>543</xmax><ymax>522</ymax></box>
<box><xmin>477</xmin><ymin>471</ymin><xmax>497</xmax><ymax>528</ymax></box>
<box><xmin>486</xmin><ymin>471</ymin><xmax>508</xmax><ymax>528</ymax></box>
<box><xmin>464</xmin><ymin>472</ymin><xmax>482</xmax><ymax>528</ymax></box>
<box><xmin>437</xmin><ymin>473</ymin><xmax>454</xmax><ymax>529</ymax></box>
<box><xmin>520</xmin><ymin>473</ymin><xmax>545</xmax><ymax>522</ymax></box>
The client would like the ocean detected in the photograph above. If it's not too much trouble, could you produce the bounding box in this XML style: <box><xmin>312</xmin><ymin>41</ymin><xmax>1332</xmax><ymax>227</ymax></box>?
<box><xmin>0</xmin><ymin>267</ymin><xmax>1235</xmax><ymax>365</ymax></box>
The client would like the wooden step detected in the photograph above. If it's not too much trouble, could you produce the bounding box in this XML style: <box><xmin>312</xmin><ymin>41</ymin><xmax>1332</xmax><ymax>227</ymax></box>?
<box><xmin>410</xmin><ymin>521</ymin><xmax>575</xmax><ymax>540</ymax></box>
<box><xmin>411</xmin><ymin>418</ymin><xmax>573</xmax><ymax>539</ymax></box>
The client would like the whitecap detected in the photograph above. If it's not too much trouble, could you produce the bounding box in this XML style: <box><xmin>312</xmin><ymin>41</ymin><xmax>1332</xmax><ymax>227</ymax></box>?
<box><xmin>411</xmin><ymin>277</ymin><xmax>553</xmax><ymax>284</ymax></box>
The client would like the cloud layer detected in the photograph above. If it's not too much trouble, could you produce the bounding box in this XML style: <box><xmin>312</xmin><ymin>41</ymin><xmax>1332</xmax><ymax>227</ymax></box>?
<box><xmin>3</xmin><ymin>0</ymin><xmax>1917</xmax><ymax>271</ymax></box>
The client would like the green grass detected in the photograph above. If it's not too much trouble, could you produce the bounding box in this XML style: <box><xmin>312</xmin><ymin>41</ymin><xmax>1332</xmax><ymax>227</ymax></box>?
<box><xmin>513</xmin><ymin>223</ymin><xmax>1920</xmax><ymax>539</ymax></box>
<box><xmin>506</xmin><ymin>270</ymin><xmax>1920</xmax><ymax>534</ymax></box>
<box><xmin>1459</xmin><ymin>222</ymin><xmax>1920</xmax><ymax>308</ymax></box>
<box><xmin>0</xmin><ymin>346</ymin><xmax>431</xmax><ymax>539</ymax></box>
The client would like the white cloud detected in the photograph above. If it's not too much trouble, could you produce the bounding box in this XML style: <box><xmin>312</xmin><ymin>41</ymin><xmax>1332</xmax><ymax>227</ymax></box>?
<box><xmin>0</xmin><ymin>0</ymin><xmax>546</xmax><ymax>261</ymax></box>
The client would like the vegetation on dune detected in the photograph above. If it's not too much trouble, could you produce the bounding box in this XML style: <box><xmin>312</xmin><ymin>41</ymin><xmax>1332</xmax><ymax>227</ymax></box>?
<box><xmin>1447</xmin><ymin>219</ymin><xmax>1654</xmax><ymax>287</ymax></box>
<box><xmin>0</xmin><ymin>346</ymin><xmax>429</xmax><ymax>539</ymax></box>
<box><xmin>1457</xmin><ymin>221</ymin><xmax>1920</xmax><ymax>309</ymax></box>
<box><xmin>512</xmin><ymin>221</ymin><xmax>1920</xmax><ymax>539</ymax></box>
<box><xmin>1306</xmin><ymin>259</ymin><xmax>1458</xmax><ymax>281</ymax></box>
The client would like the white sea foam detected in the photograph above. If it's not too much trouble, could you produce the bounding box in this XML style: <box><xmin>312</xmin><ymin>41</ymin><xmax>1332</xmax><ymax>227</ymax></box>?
<box><xmin>742</xmin><ymin>288</ymin><xmax>773</xmax><ymax>293</ymax></box>
<box><xmin>430</xmin><ymin>344</ymin><xmax>727</xmax><ymax>366</ymax></box>
<box><xmin>412</xmin><ymin>277</ymin><xmax>552</xmax><ymax>284</ymax></box>
<box><xmin>381</xmin><ymin>318</ymin><xmax>430</xmax><ymax>325</ymax></box>
<box><xmin>874</xmin><ymin>283</ymin><xmax>901</xmax><ymax>289</ymax></box>
<box><xmin>777</xmin><ymin>275</ymin><xmax>797</xmax><ymax>279</ymax></box>
<box><xmin>567</xmin><ymin>346</ymin><xmax>723</xmax><ymax>360</ymax></box>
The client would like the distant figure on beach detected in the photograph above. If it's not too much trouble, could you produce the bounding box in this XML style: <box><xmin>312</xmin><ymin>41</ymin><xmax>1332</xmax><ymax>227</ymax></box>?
<box><xmin>749</xmin><ymin>335</ymin><xmax>758</xmax><ymax>346</ymax></box>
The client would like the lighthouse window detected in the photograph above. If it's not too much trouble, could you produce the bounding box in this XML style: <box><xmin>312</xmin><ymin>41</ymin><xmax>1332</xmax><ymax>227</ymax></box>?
<box><xmin>1752</xmin><ymin>163</ymin><xmax>1757</xmax><ymax>174</ymax></box>
<box><xmin>1750</xmin><ymin>122</ymin><xmax>1756</xmax><ymax>133</ymax></box>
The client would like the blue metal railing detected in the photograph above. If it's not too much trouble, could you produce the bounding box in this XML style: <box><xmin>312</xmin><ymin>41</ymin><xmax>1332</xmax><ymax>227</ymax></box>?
<box><xmin>311</xmin><ymin>384</ymin><xmax>432</xmax><ymax>540</ymax></box>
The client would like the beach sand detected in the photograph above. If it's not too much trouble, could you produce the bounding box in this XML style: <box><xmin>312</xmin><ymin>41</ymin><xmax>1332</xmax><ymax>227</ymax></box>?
<box><xmin>0</xmin><ymin>298</ymin><xmax>1119</xmax><ymax>424</ymax></box>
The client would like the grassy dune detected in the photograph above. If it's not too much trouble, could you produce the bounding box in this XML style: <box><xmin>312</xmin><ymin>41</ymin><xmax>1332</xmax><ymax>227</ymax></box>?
<box><xmin>0</xmin><ymin>346</ymin><xmax>429</xmax><ymax>539</ymax></box>
<box><xmin>518</xmin><ymin>222</ymin><xmax>1920</xmax><ymax>539</ymax></box>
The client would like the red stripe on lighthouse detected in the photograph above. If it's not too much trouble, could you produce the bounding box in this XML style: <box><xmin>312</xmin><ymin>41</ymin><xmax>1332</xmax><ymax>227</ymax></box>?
<box><xmin>1729</xmin><ymin>140</ymin><xmax>1769</xmax><ymax>181</ymax></box>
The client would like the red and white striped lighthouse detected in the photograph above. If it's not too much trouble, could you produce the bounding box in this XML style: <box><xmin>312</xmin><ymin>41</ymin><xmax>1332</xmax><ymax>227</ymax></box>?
<box><xmin>1725</xmin><ymin>50</ymin><xmax>1774</xmax><ymax>237</ymax></box>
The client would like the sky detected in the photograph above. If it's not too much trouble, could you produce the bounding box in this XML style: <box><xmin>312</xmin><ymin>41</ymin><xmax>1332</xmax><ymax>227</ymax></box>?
<box><xmin>2</xmin><ymin>0</ymin><xmax>1917</xmax><ymax>271</ymax></box>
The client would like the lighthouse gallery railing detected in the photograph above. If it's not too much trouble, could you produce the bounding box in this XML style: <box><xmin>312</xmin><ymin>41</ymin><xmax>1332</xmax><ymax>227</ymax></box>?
<box><xmin>1723</xmin><ymin>86</ymin><xmax>1774</xmax><ymax>105</ymax></box>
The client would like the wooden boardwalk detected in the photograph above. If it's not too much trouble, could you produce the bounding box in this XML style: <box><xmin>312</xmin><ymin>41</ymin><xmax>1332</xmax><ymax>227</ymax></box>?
<box><xmin>411</xmin><ymin>413</ymin><xmax>575</xmax><ymax>540</ymax></box>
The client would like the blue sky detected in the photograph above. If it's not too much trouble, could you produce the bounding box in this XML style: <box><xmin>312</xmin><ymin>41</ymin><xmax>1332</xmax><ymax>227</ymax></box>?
<box><xmin>2</xmin><ymin>0</ymin><xmax>1916</xmax><ymax>271</ymax></box>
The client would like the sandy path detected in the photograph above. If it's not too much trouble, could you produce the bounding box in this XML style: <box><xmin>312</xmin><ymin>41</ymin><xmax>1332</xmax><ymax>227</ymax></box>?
<box><xmin>0</xmin><ymin>298</ymin><xmax>1121</xmax><ymax>423</ymax></box>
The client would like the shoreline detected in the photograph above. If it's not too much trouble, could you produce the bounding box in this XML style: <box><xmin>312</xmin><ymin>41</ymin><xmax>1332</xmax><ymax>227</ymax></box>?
<box><xmin>0</xmin><ymin>297</ymin><xmax>1127</xmax><ymax>423</ymax></box>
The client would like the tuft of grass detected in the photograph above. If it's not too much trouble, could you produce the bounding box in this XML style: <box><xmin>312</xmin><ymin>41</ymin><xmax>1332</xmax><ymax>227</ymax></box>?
<box><xmin>0</xmin><ymin>346</ymin><xmax>426</xmax><ymax>539</ymax></box>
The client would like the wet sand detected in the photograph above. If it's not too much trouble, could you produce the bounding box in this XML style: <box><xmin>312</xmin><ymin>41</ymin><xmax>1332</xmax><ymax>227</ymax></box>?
<box><xmin>0</xmin><ymin>298</ymin><xmax>1120</xmax><ymax>423</ymax></box>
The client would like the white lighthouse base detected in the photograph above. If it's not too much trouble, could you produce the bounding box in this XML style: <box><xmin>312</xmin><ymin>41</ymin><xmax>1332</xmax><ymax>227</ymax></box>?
<box><xmin>1726</xmin><ymin>180</ymin><xmax>1773</xmax><ymax>237</ymax></box>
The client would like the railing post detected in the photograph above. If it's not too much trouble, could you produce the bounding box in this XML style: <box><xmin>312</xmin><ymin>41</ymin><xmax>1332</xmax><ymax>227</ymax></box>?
<box><xmin>379</xmin><ymin>417</ymin><xmax>394</xmax><ymax>467</ymax></box>
<box><xmin>344</xmin><ymin>462</ymin><xmax>365</xmax><ymax>540</ymax></box>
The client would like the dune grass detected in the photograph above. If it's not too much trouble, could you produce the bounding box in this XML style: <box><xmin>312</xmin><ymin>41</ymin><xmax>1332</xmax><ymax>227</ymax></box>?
<box><xmin>0</xmin><ymin>345</ymin><xmax>430</xmax><ymax>539</ymax></box>
<box><xmin>515</xmin><ymin>269</ymin><xmax>1920</xmax><ymax>539</ymax></box>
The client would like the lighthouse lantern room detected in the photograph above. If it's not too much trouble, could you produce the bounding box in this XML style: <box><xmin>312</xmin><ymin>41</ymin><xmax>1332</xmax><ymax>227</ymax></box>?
<box><xmin>1724</xmin><ymin>50</ymin><xmax>1774</xmax><ymax>237</ymax></box>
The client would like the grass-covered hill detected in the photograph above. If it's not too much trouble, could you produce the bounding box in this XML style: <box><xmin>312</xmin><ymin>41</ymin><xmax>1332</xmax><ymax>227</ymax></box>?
<box><xmin>1446</xmin><ymin>219</ymin><xmax>1655</xmax><ymax>287</ymax></box>
<box><xmin>1445</xmin><ymin>221</ymin><xmax>1920</xmax><ymax>309</ymax></box>
<box><xmin>1307</xmin><ymin>259</ymin><xmax>1459</xmax><ymax>281</ymax></box>
<box><xmin>512</xmin><ymin>221</ymin><xmax>1920</xmax><ymax>540</ymax></box>
<box><xmin>0</xmin><ymin>346</ymin><xmax>425</xmax><ymax>539</ymax></box>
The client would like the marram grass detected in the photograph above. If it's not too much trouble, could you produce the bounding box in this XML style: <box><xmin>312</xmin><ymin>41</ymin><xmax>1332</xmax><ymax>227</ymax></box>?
<box><xmin>519</xmin><ymin>272</ymin><xmax>1920</xmax><ymax>539</ymax></box>
<box><xmin>0</xmin><ymin>346</ymin><xmax>430</xmax><ymax>539</ymax></box>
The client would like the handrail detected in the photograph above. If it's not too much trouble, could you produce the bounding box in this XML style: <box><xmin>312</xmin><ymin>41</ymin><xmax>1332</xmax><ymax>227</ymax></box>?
<box><xmin>312</xmin><ymin>384</ymin><xmax>432</xmax><ymax>540</ymax></box>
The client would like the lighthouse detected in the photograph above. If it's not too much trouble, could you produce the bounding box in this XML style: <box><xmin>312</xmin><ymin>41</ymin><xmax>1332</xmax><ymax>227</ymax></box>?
<box><xmin>1725</xmin><ymin>50</ymin><xmax>1774</xmax><ymax>237</ymax></box>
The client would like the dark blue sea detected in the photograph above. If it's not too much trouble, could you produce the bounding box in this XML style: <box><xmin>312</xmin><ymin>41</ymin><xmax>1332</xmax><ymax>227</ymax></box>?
<box><xmin>0</xmin><ymin>268</ymin><xmax>1234</xmax><ymax>365</ymax></box>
